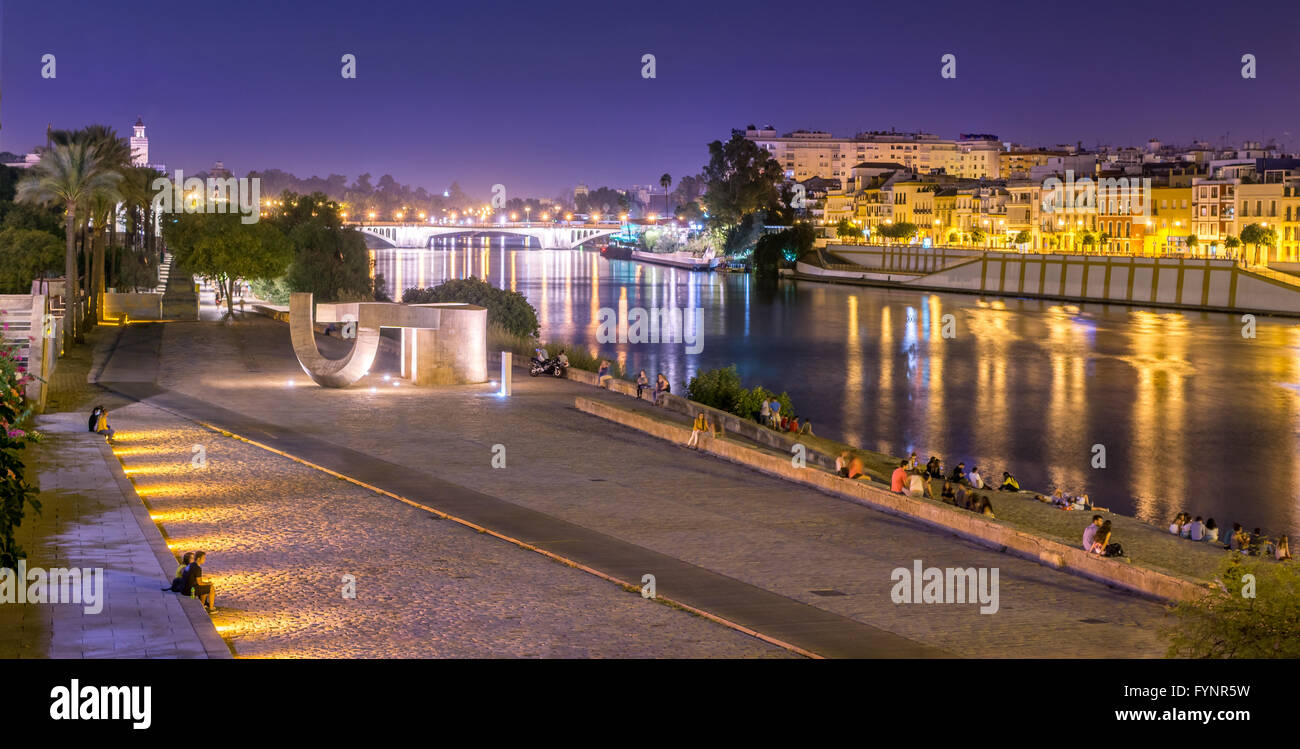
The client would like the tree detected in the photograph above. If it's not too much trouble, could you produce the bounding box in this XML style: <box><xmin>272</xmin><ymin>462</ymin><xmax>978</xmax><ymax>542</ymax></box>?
<box><xmin>836</xmin><ymin>218</ymin><xmax>864</xmax><ymax>243</ymax></box>
<box><xmin>15</xmin><ymin>142</ymin><xmax>122</xmax><ymax>350</ymax></box>
<box><xmin>1185</xmin><ymin>234</ymin><xmax>1199</xmax><ymax>255</ymax></box>
<box><xmin>1013</xmin><ymin>230</ymin><xmax>1032</xmax><ymax>248</ymax></box>
<box><xmin>269</xmin><ymin>192</ymin><xmax>374</xmax><ymax>303</ymax></box>
<box><xmin>166</xmin><ymin>212</ymin><xmax>292</xmax><ymax>318</ymax></box>
<box><xmin>1240</xmin><ymin>223</ymin><xmax>1276</xmax><ymax>265</ymax></box>
<box><xmin>970</xmin><ymin>227</ymin><xmax>987</xmax><ymax>246</ymax></box>
<box><xmin>701</xmin><ymin>134</ymin><xmax>783</xmax><ymax>226</ymax></box>
<box><xmin>0</xmin><ymin>228</ymin><xmax>62</xmax><ymax>293</ymax></box>
<box><xmin>753</xmin><ymin>223</ymin><xmax>815</xmax><ymax>280</ymax></box>
<box><xmin>660</xmin><ymin>173</ymin><xmax>671</xmax><ymax>215</ymax></box>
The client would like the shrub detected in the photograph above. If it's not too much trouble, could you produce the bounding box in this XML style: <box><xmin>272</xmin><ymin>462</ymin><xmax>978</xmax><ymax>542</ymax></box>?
<box><xmin>403</xmin><ymin>277</ymin><xmax>540</xmax><ymax>339</ymax></box>
<box><xmin>0</xmin><ymin>325</ymin><xmax>40</xmax><ymax>569</ymax></box>
<box><xmin>688</xmin><ymin>367</ymin><xmax>794</xmax><ymax>421</ymax></box>
<box><xmin>1163</xmin><ymin>556</ymin><xmax>1300</xmax><ymax>658</ymax></box>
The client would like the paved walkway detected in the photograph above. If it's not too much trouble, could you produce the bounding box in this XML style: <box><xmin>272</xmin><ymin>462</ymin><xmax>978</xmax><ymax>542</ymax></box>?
<box><xmin>98</xmin><ymin>315</ymin><xmax>1172</xmax><ymax>657</ymax></box>
<box><xmin>0</xmin><ymin>411</ymin><xmax>227</xmax><ymax>658</ymax></box>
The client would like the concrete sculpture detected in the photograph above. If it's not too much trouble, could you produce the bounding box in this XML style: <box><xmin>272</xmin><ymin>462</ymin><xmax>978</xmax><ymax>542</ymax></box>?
<box><xmin>289</xmin><ymin>292</ymin><xmax>487</xmax><ymax>387</ymax></box>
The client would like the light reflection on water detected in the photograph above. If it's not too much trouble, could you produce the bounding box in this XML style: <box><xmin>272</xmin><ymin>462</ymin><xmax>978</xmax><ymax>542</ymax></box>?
<box><xmin>373</xmin><ymin>239</ymin><xmax>1300</xmax><ymax>537</ymax></box>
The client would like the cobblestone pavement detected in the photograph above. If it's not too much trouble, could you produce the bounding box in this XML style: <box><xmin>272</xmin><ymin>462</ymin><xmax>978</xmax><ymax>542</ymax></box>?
<box><xmin>110</xmin><ymin>394</ymin><xmax>791</xmax><ymax>658</ymax></box>
<box><xmin>147</xmin><ymin>316</ymin><xmax>1172</xmax><ymax>657</ymax></box>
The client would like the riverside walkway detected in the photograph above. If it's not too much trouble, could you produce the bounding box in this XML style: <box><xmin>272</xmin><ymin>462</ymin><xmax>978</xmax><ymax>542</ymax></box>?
<box><xmin>90</xmin><ymin>309</ymin><xmax>1169</xmax><ymax>657</ymax></box>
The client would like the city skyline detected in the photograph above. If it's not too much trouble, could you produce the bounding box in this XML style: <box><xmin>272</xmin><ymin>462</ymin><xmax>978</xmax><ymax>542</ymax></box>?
<box><xmin>5</xmin><ymin>0</ymin><xmax>1300</xmax><ymax>197</ymax></box>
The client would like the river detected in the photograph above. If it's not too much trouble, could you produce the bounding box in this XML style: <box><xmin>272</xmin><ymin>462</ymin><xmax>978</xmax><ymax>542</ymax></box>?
<box><xmin>373</xmin><ymin>237</ymin><xmax>1300</xmax><ymax>538</ymax></box>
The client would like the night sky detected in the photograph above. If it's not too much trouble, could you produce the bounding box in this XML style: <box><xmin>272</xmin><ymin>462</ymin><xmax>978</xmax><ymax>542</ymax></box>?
<box><xmin>4</xmin><ymin>0</ymin><xmax>1298</xmax><ymax>198</ymax></box>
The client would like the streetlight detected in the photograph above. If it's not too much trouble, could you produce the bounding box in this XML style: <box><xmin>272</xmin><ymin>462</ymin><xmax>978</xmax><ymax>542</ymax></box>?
<box><xmin>525</xmin><ymin>206</ymin><xmax>531</xmax><ymax>224</ymax></box>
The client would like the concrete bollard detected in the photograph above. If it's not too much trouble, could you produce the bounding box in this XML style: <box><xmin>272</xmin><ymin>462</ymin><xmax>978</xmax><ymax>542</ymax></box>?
<box><xmin>500</xmin><ymin>352</ymin><xmax>512</xmax><ymax>396</ymax></box>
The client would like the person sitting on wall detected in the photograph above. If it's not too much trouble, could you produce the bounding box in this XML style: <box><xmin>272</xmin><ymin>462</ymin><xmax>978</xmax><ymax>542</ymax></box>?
<box><xmin>998</xmin><ymin>471</ymin><xmax>1020</xmax><ymax>492</ymax></box>
<box><xmin>596</xmin><ymin>359</ymin><xmax>611</xmax><ymax>388</ymax></box>
<box><xmin>973</xmin><ymin>494</ymin><xmax>996</xmax><ymax>518</ymax></box>
<box><xmin>925</xmin><ymin>456</ymin><xmax>943</xmax><ymax>479</ymax></box>
<box><xmin>890</xmin><ymin>460</ymin><xmax>909</xmax><ymax>494</ymax></box>
<box><xmin>686</xmin><ymin>411</ymin><xmax>708</xmax><ymax>450</ymax></box>
<box><xmin>1082</xmin><ymin>515</ymin><xmax>1105</xmax><ymax>550</ymax></box>
<box><xmin>848</xmin><ymin>455</ymin><xmax>868</xmax><ymax>481</ymax></box>
<box><xmin>799</xmin><ymin>419</ymin><xmax>813</xmax><ymax>436</ymax></box>
<box><xmin>941</xmin><ymin>481</ymin><xmax>956</xmax><ymax>505</ymax></box>
<box><xmin>948</xmin><ymin>462</ymin><xmax>967</xmax><ymax>485</ymax></box>
<box><xmin>655</xmin><ymin>374</ymin><xmax>670</xmax><ymax>406</ymax></box>
<box><xmin>180</xmin><ymin>551</ymin><xmax>216</xmax><ymax>612</ymax></box>
<box><xmin>967</xmin><ymin>466</ymin><xmax>985</xmax><ymax>489</ymax></box>
<box><xmin>787</xmin><ymin>416</ymin><xmax>800</xmax><ymax>433</ymax></box>
<box><xmin>94</xmin><ymin>407</ymin><xmax>116</xmax><ymax>443</ymax></box>
<box><xmin>165</xmin><ymin>552</ymin><xmax>195</xmax><ymax>592</ymax></box>
<box><xmin>636</xmin><ymin>370</ymin><xmax>650</xmax><ymax>400</ymax></box>
<box><xmin>835</xmin><ymin>450</ymin><xmax>851</xmax><ymax>477</ymax></box>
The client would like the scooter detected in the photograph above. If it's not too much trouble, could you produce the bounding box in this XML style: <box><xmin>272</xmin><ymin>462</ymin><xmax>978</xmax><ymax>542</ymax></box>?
<box><xmin>529</xmin><ymin>357</ymin><xmax>567</xmax><ymax>377</ymax></box>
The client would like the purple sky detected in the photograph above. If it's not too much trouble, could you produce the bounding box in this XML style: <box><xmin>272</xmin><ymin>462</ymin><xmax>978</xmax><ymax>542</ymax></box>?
<box><xmin>5</xmin><ymin>0</ymin><xmax>1298</xmax><ymax>199</ymax></box>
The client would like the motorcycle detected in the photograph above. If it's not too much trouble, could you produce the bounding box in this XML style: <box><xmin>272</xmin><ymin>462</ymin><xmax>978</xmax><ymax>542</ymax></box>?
<box><xmin>529</xmin><ymin>357</ymin><xmax>568</xmax><ymax>377</ymax></box>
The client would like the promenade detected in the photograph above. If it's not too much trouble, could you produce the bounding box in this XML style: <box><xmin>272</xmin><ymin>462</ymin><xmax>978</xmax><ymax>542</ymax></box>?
<box><xmin>88</xmin><ymin>307</ymin><xmax>1170</xmax><ymax>657</ymax></box>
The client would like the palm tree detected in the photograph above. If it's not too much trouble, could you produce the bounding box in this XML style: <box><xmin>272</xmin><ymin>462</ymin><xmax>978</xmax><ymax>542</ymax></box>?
<box><xmin>659</xmin><ymin>173</ymin><xmax>671</xmax><ymax>215</ymax></box>
<box><xmin>16</xmin><ymin>142</ymin><xmax>122</xmax><ymax>350</ymax></box>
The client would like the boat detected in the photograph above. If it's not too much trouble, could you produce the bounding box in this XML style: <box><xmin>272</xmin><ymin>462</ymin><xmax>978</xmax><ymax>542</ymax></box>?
<box><xmin>599</xmin><ymin>240</ymin><xmax>636</xmax><ymax>260</ymax></box>
<box><xmin>630</xmin><ymin>250</ymin><xmax>720</xmax><ymax>271</ymax></box>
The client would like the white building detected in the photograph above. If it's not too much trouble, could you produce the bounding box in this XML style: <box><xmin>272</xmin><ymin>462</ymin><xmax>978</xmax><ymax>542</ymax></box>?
<box><xmin>130</xmin><ymin>117</ymin><xmax>149</xmax><ymax>167</ymax></box>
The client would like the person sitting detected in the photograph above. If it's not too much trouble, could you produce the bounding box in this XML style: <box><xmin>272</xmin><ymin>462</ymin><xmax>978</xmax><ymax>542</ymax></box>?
<box><xmin>890</xmin><ymin>461</ymin><xmax>909</xmax><ymax>494</ymax></box>
<box><xmin>596</xmin><ymin>359</ymin><xmax>612</xmax><ymax>388</ymax></box>
<box><xmin>1188</xmin><ymin>516</ymin><xmax>1206</xmax><ymax>542</ymax></box>
<box><xmin>925</xmin><ymin>457</ymin><xmax>944</xmax><ymax>479</ymax></box>
<box><xmin>948</xmin><ymin>462</ymin><xmax>967</xmax><ymax>485</ymax></box>
<box><xmin>1228</xmin><ymin>523</ymin><xmax>1244</xmax><ymax>551</ymax></box>
<box><xmin>87</xmin><ymin>405</ymin><xmax>104</xmax><ymax>433</ymax></box>
<box><xmin>1070</xmin><ymin>494</ymin><xmax>1093</xmax><ymax>511</ymax></box>
<box><xmin>166</xmin><ymin>552</ymin><xmax>194</xmax><ymax>592</ymax></box>
<box><xmin>180</xmin><ymin>551</ymin><xmax>216</xmax><ymax>612</ymax></box>
<box><xmin>998</xmin><ymin>471</ymin><xmax>1020</xmax><ymax>492</ymax></box>
<box><xmin>1276</xmin><ymin>535</ymin><xmax>1292</xmax><ymax>561</ymax></box>
<box><xmin>1168</xmin><ymin>513</ymin><xmax>1184</xmax><ymax>535</ymax></box>
<box><xmin>1249</xmin><ymin>528</ymin><xmax>1265</xmax><ymax>556</ymax></box>
<box><xmin>1082</xmin><ymin>515</ymin><xmax>1104</xmax><ymax>550</ymax></box>
<box><xmin>1203</xmin><ymin>518</ymin><xmax>1220</xmax><ymax>544</ymax></box>
<box><xmin>847</xmin><ymin>455</ymin><xmax>868</xmax><ymax>481</ymax></box>
<box><xmin>94</xmin><ymin>407</ymin><xmax>116</xmax><ymax>443</ymax></box>
<box><xmin>686</xmin><ymin>412</ymin><xmax>707</xmax><ymax>449</ymax></box>
<box><xmin>636</xmin><ymin>370</ymin><xmax>650</xmax><ymax>400</ymax></box>
<box><xmin>941</xmin><ymin>481</ymin><xmax>956</xmax><ymax>505</ymax></box>
<box><xmin>787</xmin><ymin>416</ymin><xmax>800</xmax><ymax>433</ymax></box>
<box><xmin>655</xmin><ymin>374</ymin><xmax>670</xmax><ymax>406</ymax></box>
<box><xmin>967</xmin><ymin>466</ymin><xmax>985</xmax><ymax>490</ymax></box>
<box><xmin>973</xmin><ymin>494</ymin><xmax>995</xmax><ymax>518</ymax></box>
<box><xmin>1090</xmin><ymin>520</ymin><xmax>1114</xmax><ymax>555</ymax></box>
<box><xmin>534</xmin><ymin>346</ymin><xmax>549</xmax><ymax>363</ymax></box>
<box><xmin>557</xmin><ymin>349</ymin><xmax>570</xmax><ymax>368</ymax></box>
<box><xmin>1180</xmin><ymin>516</ymin><xmax>1193</xmax><ymax>539</ymax></box>
<box><xmin>907</xmin><ymin>452</ymin><xmax>919</xmax><ymax>470</ymax></box>
<box><xmin>906</xmin><ymin>470</ymin><xmax>930</xmax><ymax>499</ymax></box>
<box><xmin>799</xmin><ymin>420</ymin><xmax>813</xmax><ymax>436</ymax></box>
<box><xmin>835</xmin><ymin>450</ymin><xmax>851</xmax><ymax>478</ymax></box>
<box><xmin>954</xmin><ymin>484</ymin><xmax>969</xmax><ymax>509</ymax></box>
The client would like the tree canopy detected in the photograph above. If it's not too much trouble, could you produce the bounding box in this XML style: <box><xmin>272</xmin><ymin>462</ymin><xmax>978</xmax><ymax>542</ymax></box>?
<box><xmin>702</xmin><ymin>134</ymin><xmax>783</xmax><ymax>226</ymax></box>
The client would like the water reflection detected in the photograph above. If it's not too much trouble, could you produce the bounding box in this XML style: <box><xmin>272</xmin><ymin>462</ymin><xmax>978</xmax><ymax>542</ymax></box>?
<box><xmin>371</xmin><ymin>241</ymin><xmax>1300</xmax><ymax>537</ymax></box>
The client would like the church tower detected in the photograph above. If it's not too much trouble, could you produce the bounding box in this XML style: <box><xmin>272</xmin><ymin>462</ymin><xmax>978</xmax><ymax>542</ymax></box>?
<box><xmin>130</xmin><ymin>117</ymin><xmax>149</xmax><ymax>167</ymax></box>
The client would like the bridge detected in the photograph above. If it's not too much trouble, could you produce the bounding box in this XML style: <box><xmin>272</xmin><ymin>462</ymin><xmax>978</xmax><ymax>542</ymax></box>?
<box><xmin>354</xmin><ymin>221</ymin><xmax>623</xmax><ymax>250</ymax></box>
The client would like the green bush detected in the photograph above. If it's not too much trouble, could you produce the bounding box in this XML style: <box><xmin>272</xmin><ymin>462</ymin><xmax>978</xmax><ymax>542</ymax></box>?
<box><xmin>1163</xmin><ymin>556</ymin><xmax>1300</xmax><ymax>658</ymax></box>
<box><xmin>687</xmin><ymin>365</ymin><xmax>745</xmax><ymax>412</ymax></box>
<box><xmin>688</xmin><ymin>367</ymin><xmax>794</xmax><ymax>422</ymax></box>
<box><xmin>403</xmin><ymin>277</ymin><xmax>540</xmax><ymax>339</ymax></box>
<box><xmin>540</xmin><ymin>343</ymin><xmax>624</xmax><ymax>379</ymax></box>
<box><xmin>0</xmin><ymin>329</ymin><xmax>40</xmax><ymax>569</ymax></box>
<box><xmin>251</xmin><ymin>277</ymin><xmax>293</xmax><ymax>305</ymax></box>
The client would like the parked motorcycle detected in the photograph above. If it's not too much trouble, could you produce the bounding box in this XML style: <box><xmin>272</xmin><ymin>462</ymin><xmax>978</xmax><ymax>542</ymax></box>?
<box><xmin>529</xmin><ymin>357</ymin><xmax>567</xmax><ymax>377</ymax></box>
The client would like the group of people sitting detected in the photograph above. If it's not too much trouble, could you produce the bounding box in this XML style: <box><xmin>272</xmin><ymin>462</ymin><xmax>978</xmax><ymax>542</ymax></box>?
<box><xmin>164</xmin><ymin>551</ymin><xmax>216</xmax><ymax>612</ymax></box>
<box><xmin>1032</xmin><ymin>489</ymin><xmax>1102</xmax><ymax>512</ymax></box>
<box><xmin>757</xmin><ymin>398</ymin><xmax>812</xmax><ymax>435</ymax></box>
<box><xmin>831</xmin><ymin>453</ymin><xmax>998</xmax><ymax>518</ymax></box>
<box><xmin>634</xmin><ymin>370</ymin><xmax>672</xmax><ymax>406</ymax></box>
<box><xmin>87</xmin><ymin>405</ymin><xmax>115</xmax><ymax>443</ymax></box>
<box><xmin>1167</xmin><ymin>512</ymin><xmax>1292</xmax><ymax>561</ymax></box>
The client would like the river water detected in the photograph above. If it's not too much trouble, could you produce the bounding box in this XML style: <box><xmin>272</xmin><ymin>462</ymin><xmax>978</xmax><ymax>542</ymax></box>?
<box><xmin>373</xmin><ymin>238</ymin><xmax>1300</xmax><ymax>537</ymax></box>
